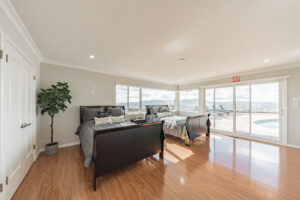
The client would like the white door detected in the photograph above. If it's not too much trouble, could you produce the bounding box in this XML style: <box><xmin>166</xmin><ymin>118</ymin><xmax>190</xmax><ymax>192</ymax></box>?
<box><xmin>4</xmin><ymin>40</ymin><xmax>35</xmax><ymax>200</ymax></box>
<box><xmin>4</xmin><ymin>41</ymin><xmax>24</xmax><ymax>199</ymax></box>
<box><xmin>22</xmin><ymin>58</ymin><xmax>34</xmax><ymax>174</ymax></box>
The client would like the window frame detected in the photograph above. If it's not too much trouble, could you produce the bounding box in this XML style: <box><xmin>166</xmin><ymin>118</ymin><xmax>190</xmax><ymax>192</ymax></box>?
<box><xmin>203</xmin><ymin>76</ymin><xmax>288</xmax><ymax>145</ymax></box>
<box><xmin>179</xmin><ymin>89</ymin><xmax>200</xmax><ymax>113</ymax></box>
<box><xmin>115</xmin><ymin>83</ymin><xmax>177</xmax><ymax>113</ymax></box>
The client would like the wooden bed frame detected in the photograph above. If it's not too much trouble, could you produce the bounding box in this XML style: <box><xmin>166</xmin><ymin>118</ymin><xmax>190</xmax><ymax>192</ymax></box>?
<box><xmin>145</xmin><ymin>105</ymin><xmax>211</xmax><ymax>145</ymax></box>
<box><xmin>79</xmin><ymin>106</ymin><xmax>165</xmax><ymax>191</ymax></box>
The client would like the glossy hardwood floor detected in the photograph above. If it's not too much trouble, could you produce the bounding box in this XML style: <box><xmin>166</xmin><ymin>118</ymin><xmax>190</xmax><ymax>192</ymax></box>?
<box><xmin>13</xmin><ymin>133</ymin><xmax>300</xmax><ymax>200</ymax></box>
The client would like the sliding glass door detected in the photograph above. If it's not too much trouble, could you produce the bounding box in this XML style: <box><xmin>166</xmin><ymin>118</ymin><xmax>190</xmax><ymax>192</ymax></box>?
<box><xmin>214</xmin><ymin>87</ymin><xmax>233</xmax><ymax>133</ymax></box>
<box><xmin>250</xmin><ymin>82</ymin><xmax>279</xmax><ymax>140</ymax></box>
<box><xmin>205</xmin><ymin>80</ymin><xmax>284</xmax><ymax>143</ymax></box>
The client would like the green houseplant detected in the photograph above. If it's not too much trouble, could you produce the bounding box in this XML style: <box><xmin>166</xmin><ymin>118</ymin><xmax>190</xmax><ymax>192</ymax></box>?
<box><xmin>37</xmin><ymin>82</ymin><xmax>72</xmax><ymax>156</ymax></box>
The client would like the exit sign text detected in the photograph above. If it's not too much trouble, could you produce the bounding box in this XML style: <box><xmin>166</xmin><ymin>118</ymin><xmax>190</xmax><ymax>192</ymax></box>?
<box><xmin>232</xmin><ymin>76</ymin><xmax>240</xmax><ymax>82</ymax></box>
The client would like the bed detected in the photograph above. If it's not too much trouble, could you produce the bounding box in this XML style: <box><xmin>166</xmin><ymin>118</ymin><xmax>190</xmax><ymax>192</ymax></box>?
<box><xmin>145</xmin><ymin>105</ymin><xmax>210</xmax><ymax>145</ymax></box>
<box><xmin>76</xmin><ymin>106</ymin><xmax>164</xmax><ymax>191</ymax></box>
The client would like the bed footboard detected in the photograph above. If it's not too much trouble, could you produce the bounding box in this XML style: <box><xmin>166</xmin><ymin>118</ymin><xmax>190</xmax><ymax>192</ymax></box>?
<box><xmin>92</xmin><ymin>121</ymin><xmax>164</xmax><ymax>191</ymax></box>
<box><xmin>185</xmin><ymin>114</ymin><xmax>211</xmax><ymax>143</ymax></box>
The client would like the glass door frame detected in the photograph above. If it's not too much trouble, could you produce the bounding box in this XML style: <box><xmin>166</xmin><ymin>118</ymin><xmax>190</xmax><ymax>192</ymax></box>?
<box><xmin>203</xmin><ymin>76</ymin><xmax>288</xmax><ymax>145</ymax></box>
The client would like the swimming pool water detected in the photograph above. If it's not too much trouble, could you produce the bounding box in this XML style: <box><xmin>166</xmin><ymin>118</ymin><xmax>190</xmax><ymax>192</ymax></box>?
<box><xmin>254</xmin><ymin>119</ymin><xmax>279</xmax><ymax>129</ymax></box>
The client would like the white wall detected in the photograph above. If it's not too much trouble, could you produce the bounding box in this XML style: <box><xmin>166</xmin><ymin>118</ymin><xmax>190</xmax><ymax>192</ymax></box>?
<box><xmin>179</xmin><ymin>65</ymin><xmax>300</xmax><ymax>147</ymax></box>
<box><xmin>39</xmin><ymin>63</ymin><xmax>177</xmax><ymax>148</ymax></box>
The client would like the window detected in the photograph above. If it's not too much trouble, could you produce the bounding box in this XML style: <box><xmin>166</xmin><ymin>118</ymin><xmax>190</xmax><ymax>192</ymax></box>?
<box><xmin>142</xmin><ymin>88</ymin><xmax>176</xmax><ymax>111</ymax></box>
<box><xmin>116</xmin><ymin>85</ymin><xmax>140</xmax><ymax>112</ymax></box>
<box><xmin>116</xmin><ymin>84</ymin><xmax>176</xmax><ymax>112</ymax></box>
<box><xmin>116</xmin><ymin>85</ymin><xmax>128</xmax><ymax>111</ymax></box>
<box><xmin>179</xmin><ymin>89</ymin><xmax>199</xmax><ymax>112</ymax></box>
<box><xmin>128</xmin><ymin>87</ymin><xmax>140</xmax><ymax>112</ymax></box>
<box><xmin>205</xmin><ymin>81</ymin><xmax>282</xmax><ymax>142</ymax></box>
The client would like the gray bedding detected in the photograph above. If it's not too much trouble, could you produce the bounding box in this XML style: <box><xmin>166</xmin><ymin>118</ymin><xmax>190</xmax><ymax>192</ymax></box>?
<box><xmin>76</xmin><ymin>120</ymin><xmax>136</xmax><ymax>167</ymax></box>
<box><xmin>160</xmin><ymin>116</ymin><xmax>187</xmax><ymax>140</ymax></box>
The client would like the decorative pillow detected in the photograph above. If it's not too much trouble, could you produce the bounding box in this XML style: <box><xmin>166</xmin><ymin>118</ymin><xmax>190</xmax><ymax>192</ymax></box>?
<box><xmin>158</xmin><ymin>106</ymin><xmax>170</xmax><ymax>113</ymax></box>
<box><xmin>157</xmin><ymin>112</ymin><xmax>172</xmax><ymax>118</ymax></box>
<box><xmin>107</xmin><ymin>107</ymin><xmax>124</xmax><ymax>116</ymax></box>
<box><xmin>97</xmin><ymin>112</ymin><xmax>111</xmax><ymax>118</ymax></box>
<box><xmin>94</xmin><ymin>117</ymin><xmax>112</xmax><ymax>126</ymax></box>
<box><xmin>111</xmin><ymin>116</ymin><xmax>126</xmax><ymax>123</ymax></box>
<box><xmin>83</xmin><ymin>107</ymin><xmax>104</xmax><ymax>122</ymax></box>
<box><xmin>149</xmin><ymin>107</ymin><xmax>158</xmax><ymax>114</ymax></box>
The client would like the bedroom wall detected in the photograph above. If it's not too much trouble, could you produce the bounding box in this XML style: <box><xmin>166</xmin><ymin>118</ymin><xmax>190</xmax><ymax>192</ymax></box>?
<box><xmin>39</xmin><ymin>63</ymin><xmax>177</xmax><ymax>149</ymax></box>
<box><xmin>179</xmin><ymin>65</ymin><xmax>300</xmax><ymax>147</ymax></box>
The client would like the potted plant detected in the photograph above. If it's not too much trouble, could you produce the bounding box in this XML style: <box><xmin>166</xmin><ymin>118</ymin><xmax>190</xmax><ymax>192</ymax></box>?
<box><xmin>37</xmin><ymin>82</ymin><xmax>72</xmax><ymax>156</ymax></box>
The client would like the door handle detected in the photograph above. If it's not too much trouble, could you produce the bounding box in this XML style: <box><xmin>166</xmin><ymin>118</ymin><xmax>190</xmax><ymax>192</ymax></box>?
<box><xmin>21</xmin><ymin>123</ymin><xmax>31</xmax><ymax>128</ymax></box>
<box><xmin>24</xmin><ymin>123</ymin><xmax>31</xmax><ymax>128</ymax></box>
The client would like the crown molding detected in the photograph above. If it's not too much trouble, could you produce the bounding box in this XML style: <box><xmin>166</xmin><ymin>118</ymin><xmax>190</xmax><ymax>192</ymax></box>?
<box><xmin>42</xmin><ymin>58</ymin><xmax>178</xmax><ymax>87</ymax></box>
<box><xmin>0</xmin><ymin>0</ymin><xmax>43</xmax><ymax>61</ymax></box>
<box><xmin>179</xmin><ymin>62</ymin><xmax>300</xmax><ymax>87</ymax></box>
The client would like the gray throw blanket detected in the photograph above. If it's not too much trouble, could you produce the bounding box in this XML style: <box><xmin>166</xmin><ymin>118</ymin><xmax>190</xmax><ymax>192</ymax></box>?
<box><xmin>76</xmin><ymin>120</ymin><xmax>136</xmax><ymax>167</ymax></box>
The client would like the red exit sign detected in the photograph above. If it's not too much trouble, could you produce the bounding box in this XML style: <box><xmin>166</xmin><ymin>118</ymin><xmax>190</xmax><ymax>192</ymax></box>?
<box><xmin>232</xmin><ymin>76</ymin><xmax>240</xmax><ymax>82</ymax></box>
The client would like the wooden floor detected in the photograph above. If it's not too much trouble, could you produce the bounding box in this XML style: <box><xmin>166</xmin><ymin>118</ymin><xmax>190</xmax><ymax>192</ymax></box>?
<box><xmin>13</xmin><ymin>133</ymin><xmax>300</xmax><ymax>200</ymax></box>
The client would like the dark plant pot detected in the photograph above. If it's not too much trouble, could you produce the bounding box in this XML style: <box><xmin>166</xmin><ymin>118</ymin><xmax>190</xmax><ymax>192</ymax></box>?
<box><xmin>45</xmin><ymin>142</ymin><xmax>58</xmax><ymax>156</ymax></box>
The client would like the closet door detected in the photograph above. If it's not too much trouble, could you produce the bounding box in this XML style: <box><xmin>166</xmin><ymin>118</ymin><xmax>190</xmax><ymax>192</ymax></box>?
<box><xmin>22</xmin><ymin>58</ymin><xmax>34</xmax><ymax>174</ymax></box>
<box><xmin>5</xmin><ymin>41</ymin><xmax>25</xmax><ymax>199</ymax></box>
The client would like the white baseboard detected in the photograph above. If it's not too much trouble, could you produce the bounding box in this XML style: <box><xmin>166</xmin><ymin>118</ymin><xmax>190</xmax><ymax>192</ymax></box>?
<box><xmin>39</xmin><ymin>141</ymin><xmax>80</xmax><ymax>153</ymax></box>
<box><xmin>286</xmin><ymin>144</ymin><xmax>300</xmax><ymax>149</ymax></box>
<box><xmin>33</xmin><ymin>150</ymin><xmax>40</xmax><ymax>161</ymax></box>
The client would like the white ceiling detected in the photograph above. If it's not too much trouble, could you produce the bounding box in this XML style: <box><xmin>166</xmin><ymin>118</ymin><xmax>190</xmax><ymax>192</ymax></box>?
<box><xmin>10</xmin><ymin>0</ymin><xmax>300</xmax><ymax>85</ymax></box>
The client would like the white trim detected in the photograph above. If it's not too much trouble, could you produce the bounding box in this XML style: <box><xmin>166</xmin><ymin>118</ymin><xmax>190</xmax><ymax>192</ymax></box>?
<box><xmin>115</xmin><ymin>82</ymin><xmax>177</xmax><ymax>91</ymax></box>
<box><xmin>179</xmin><ymin>62</ymin><xmax>300</xmax><ymax>86</ymax></box>
<box><xmin>0</xmin><ymin>0</ymin><xmax>43</xmax><ymax>61</ymax></box>
<box><xmin>0</xmin><ymin>27</ymin><xmax>5</xmax><ymax>200</ymax></box>
<box><xmin>286</xmin><ymin>144</ymin><xmax>300</xmax><ymax>149</ymax></box>
<box><xmin>201</xmin><ymin>75</ymin><xmax>290</xmax><ymax>89</ymax></box>
<box><xmin>43</xmin><ymin>58</ymin><xmax>178</xmax><ymax>86</ymax></box>
<box><xmin>39</xmin><ymin>141</ymin><xmax>80</xmax><ymax>153</ymax></box>
<box><xmin>213</xmin><ymin>131</ymin><xmax>300</xmax><ymax>150</ymax></box>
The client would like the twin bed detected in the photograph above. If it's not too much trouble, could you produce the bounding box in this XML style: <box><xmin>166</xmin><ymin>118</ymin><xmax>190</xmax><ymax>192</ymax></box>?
<box><xmin>76</xmin><ymin>105</ymin><xmax>210</xmax><ymax>190</ymax></box>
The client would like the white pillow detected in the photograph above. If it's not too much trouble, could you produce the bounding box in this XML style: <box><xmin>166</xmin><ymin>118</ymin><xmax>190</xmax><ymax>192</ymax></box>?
<box><xmin>111</xmin><ymin>115</ymin><xmax>125</xmax><ymax>124</ymax></box>
<box><xmin>157</xmin><ymin>112</ymin><xmax>172</xmax><ymax>118</ymax></box>
<box><xmin>94</xmin><ymin>117</ymin><xmax>112</xmax><ymax>126</ymax></box>
<box><xmin>111</xmin><ymin>116</ymin><xmax>126</xmax><ymax>123</ymax></box>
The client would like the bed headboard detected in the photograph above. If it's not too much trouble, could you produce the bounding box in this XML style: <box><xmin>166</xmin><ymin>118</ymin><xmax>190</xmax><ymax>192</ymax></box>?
<box><xmin>145</xmin><ymin>105</ymin><xmax>170</xmax><ymax>115</ymax></box>
<box><xmin>80</xmin><ymin>105</ymin><xmax>125</xmax><ymax>124</ymax></box>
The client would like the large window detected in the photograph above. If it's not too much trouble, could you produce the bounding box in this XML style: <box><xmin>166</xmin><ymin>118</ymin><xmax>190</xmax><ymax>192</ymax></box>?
<box><xmin>116</xmin><ymin>84</ymin><xmax>176</xmax><ymax>112</ymax></box>
<box><xmin>179</xmin><ymin>89</ymin><xmax>199</xmax><ymax>112</ymax></box>
<box><xmin>116</xmin><ymin>85</ymin><xmax>140</xmax><ymax>112</ymax></box>
<box><xmin>142</xmin><ymin>88</ymin><xmax>176</xmax><ymax>111</ymax></box>
<box><xmin>205</xmin><ymin>81</ymin><xmax>281</xmax><ymax>142</ymax></box>
<box><xmin>116</xmin><ymin>85</ymin><xmax>128</xmax><ymax>110</ymax></box>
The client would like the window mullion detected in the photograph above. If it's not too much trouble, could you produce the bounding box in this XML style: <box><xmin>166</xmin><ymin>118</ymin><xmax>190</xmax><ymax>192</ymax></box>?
<box><xmin>127</xmin><ymin>86</ymin><xmax>130</xmax><ymax>112</ymax></box>
<box><xmin>139</xmin><ymin>88</ymin><xmax>142</xmax><ymax>113</ymax></box>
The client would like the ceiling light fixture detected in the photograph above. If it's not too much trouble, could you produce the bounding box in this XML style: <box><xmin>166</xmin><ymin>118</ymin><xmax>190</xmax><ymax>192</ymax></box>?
<box><xmin>179</xmin><ymin>57</ymin><xmax>185</xmax><ymax>61</ymax></box>
<box><xmin>89</xmin><ymin>54</ymin><xmax>95</xmax><ymax>59</ymax></box>
<box><xmin>264</xmin><ymin>59</ymin><xmax>270</xmax><ymax>63</ymax></box>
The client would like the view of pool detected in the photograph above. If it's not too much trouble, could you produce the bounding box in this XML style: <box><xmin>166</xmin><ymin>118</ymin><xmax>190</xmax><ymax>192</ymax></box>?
<box><xmin>254</xmin><ymin>119</ymin><xmax>279</xmax><ymax>129</ymax></box>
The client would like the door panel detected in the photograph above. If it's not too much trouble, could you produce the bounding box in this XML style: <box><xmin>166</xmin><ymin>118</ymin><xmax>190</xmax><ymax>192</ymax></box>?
<box><xmin>23</xmin><ymin>58</ymin><xmax>34</xmax><ymax>173</ymax></box>
<box><xmin>5</xmin><ymin>41</ymin><xmax>24</xmax><ymax>199</ymax></box>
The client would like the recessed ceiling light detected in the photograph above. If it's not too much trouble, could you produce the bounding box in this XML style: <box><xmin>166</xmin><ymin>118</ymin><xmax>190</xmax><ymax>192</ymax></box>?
<box><xmin>89</xmin><ymin>54</ymin><xmax>95</xmax><ymax>59</ymax></box>
<box><xmin>264</xmin><ymin>59</ymin><xmax>270</xmax><ymax>63</ymax></box>
<box><xmin>178</xmin><ymin>57</ymin><xmax>185</xmax><ymax>61</ymax></box>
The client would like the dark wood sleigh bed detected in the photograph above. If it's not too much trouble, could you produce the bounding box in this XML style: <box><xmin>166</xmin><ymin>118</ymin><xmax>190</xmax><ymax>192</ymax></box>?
<box><xmin>145</xmin><ymin>105</ymin><xmax>211</xmax><ymax>146</ymax></box>
<box><xmin>79</xmin><ymin>106</ymin><xmax>165</xmax><ymax>191</ymax></box>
